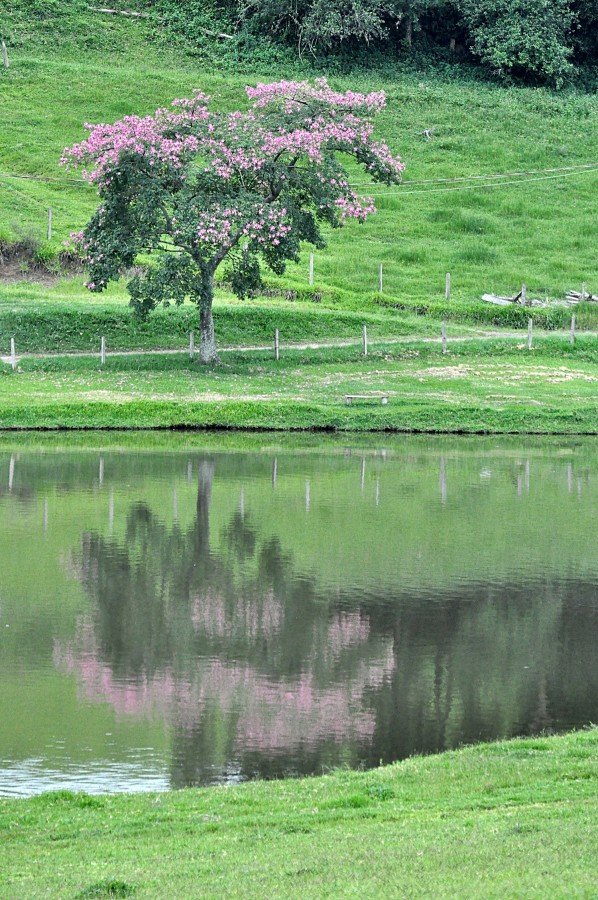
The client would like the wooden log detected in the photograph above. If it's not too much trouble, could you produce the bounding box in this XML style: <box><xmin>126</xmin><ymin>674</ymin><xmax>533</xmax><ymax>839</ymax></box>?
<box><xmin>482</xmin><ymin>294</ymin><xmax>513</xmax><ymax>306</ymax></box>
<box><xmin>567</xmin><ymin>290</ymin><xmax>596</xmax><ymax>302</ymax></box>
<box><xmin>88</xmin><ymin>6</ymin><xmax>149</xmax><ymax>16</ymax></box>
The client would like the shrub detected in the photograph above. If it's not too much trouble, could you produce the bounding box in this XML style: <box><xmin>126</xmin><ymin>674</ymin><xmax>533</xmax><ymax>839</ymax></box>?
<box><xmin>458</xmin><ymin>0</ymin><xmax>574</xmax><ymax>87</ymax></box>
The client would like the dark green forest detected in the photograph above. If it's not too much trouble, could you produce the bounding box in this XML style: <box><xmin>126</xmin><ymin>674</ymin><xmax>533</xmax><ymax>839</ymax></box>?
<box><xmin>3</xmin><ymin>0</ymin><xmax>598</xmax><ymax>87</ymax></box>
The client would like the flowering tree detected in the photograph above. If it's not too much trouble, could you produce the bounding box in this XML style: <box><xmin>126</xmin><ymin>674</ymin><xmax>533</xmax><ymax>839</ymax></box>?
<box><xmin>62</xmin><ymin>79</ymin><xmax>404</xmax><ymax>363</ymax></box>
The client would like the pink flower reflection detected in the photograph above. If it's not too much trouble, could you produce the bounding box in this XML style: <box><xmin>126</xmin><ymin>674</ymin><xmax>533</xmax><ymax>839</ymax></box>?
<box><xmin>54</xmin><ymin>611</ymin><xmax>395</xmax><ymax>751</ymax></box>
<box><xmin>190</xmin><ymin>588</ymin><xmax>283</xmax><ymax>640</ymax></box>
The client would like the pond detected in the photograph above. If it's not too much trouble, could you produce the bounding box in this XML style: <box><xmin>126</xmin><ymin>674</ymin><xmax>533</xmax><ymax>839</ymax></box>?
<box><xmin>1</xmin><ymin>433</ymin><xmax>597</xmax><ymax>796</ymax></box>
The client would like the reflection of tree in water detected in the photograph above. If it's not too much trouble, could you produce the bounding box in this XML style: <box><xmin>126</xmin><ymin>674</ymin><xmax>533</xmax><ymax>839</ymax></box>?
<box><xmin>364</xmin><ymin>579</ymin><xmax>598</xmax><ymax>768</ymax></box>
<box><xmin>54</xmin><ymin>455</ymin><xmax>598</xmax><ymax>786</ymax></box>
<box><xmin>55</xmin><ymin>458</ymin><xmax>396</xmax><ymax>785</ymax></box>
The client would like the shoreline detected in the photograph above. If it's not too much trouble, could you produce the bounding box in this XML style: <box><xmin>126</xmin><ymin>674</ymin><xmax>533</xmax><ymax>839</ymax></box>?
<box><xmin>2</xmin><ymin>728</ymin><xmax>597</xmax><ymax>897</ymax></box>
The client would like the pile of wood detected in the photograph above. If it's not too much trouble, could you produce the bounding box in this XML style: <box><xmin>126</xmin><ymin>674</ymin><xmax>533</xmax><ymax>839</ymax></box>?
<box><xmin>482</xmin><ymin>287</ymin><xmax>595</xmax><ymax>308</ymax></box>
<box><xmin>481</xmin><ymin>289</ymin><xmax>542</xmax><ymax>307</ymax></box>
<box><xmin>566</xmin><ymin>289</ymin><xmax>597</xmax><ymax>303</ymax></box>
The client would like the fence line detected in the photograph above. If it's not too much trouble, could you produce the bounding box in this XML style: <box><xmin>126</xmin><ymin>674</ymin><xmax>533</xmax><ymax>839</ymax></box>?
<box><xmin>3</xmin><ymin>315</ymin><xmax>588</xmax><ymax>371</ymax></box>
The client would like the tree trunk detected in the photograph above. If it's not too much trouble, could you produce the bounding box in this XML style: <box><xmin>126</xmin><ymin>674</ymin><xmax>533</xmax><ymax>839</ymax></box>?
<box><xmin>199</xmin><ymin>300</ymin><xmax>219</xmax><ymax>364</ymax></box>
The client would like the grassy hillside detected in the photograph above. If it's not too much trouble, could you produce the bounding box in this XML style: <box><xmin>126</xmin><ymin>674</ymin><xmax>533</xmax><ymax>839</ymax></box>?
<box><xmin>1</xmin><ymin>5</ymin><xmax>597</xmax><ymax>311</ymax></box>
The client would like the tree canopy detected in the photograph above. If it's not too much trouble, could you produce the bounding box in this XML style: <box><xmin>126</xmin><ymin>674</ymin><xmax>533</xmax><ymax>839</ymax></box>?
<box><xmin>62</xmin><ymin>79</ymin><xmax>404</xmax><ymax>362</ymax></box>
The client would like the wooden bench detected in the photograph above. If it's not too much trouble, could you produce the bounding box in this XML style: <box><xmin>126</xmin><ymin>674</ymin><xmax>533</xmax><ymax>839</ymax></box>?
<box><xmin>345</xmin><ymin>394</ymin><xmax>389</xmax><ymax>406</ymax></box>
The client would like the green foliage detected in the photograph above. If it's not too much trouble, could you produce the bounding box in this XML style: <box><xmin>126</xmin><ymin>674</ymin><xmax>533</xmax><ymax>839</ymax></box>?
<box><xmin>572</xmin><ymin>0</ymin><xmax>598</xmax><ymax>63</ymax></box>
<box><xmin>239</xmin><ymin>0</ymin><xmax>389</xmax><ymax>53</ymax></box>
<box><xmin>458</xmin><ymin>0</ymin><xmax>574</xmax><ymax>86</ymax></box>
<box><xmin>235</xmin><ymin>0</ymin><xmax>457</xmax><ymax>55</ymax></box>
<box><xmin>3</xmin><ymin>0</ymin><xmax>598</xmax><ymax>82</ymax></box>
<box><xmin>76</xmin><ymin>880</ymin><xmax>135</xmax><ymax>899</ymax></box>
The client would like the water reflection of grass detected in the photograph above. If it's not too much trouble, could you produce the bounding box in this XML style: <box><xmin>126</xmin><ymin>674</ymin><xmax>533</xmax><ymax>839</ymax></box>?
<box><xmin>2</xmin><ymin>728</ymin><xmax>597</xmax><ymax>897</ymax></box>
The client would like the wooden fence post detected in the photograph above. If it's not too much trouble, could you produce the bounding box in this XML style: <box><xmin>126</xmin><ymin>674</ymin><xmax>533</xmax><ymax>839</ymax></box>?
<box><xmin>445</xmin><ymin>272</ymin><xmax>451</xmax><ymax>301</ymax></box>
<box><xmin>274</xmin><ymin>328</ymin><xmax>279</xmax><ymax>361</ymax></box>
<box><xmin>101</xmin><ymin>336</ymin><xmax>106</xmax><ymax>365</ymax></box>
<box><xmin>363</xmin><ymin>325</ymin><xmax>368</xmax><ymax>357</ymax></box>
<box><xmin>189</xmin><ymin>330</ymin><xmax>194</xmax><ymax>360</ymax></box>
<box><xmin>1</xmin><ymin>41</ymin><xmax>8</xmax><ymax>69</ymax></box>
<box><xmin>309</xmin><ymin>253</ymin><xmax>314</xmax><ymax>286</ymax></box>
<box><xmin>527</xmin><ymin>318</ymin><xmax>533</xmax><ymax>350</ymax></box>
<box><xmin>570</xmin><ymin>314</ymin><xmax>576</xmax><ymax>347</ymax></box>
<box><xmin>10</xmin><ymin>337</ymin><xmax>16</xmax><ymax>371</ymax></box>
<box><xmin>378</xmin><ymin>263</ymin><xmax>383</xmax><ymax>293</ymax></box>
<box><xmin>521</xmin><ymin>284</ymin><xmax>527</xmax><ymax>305</ymax></box>
<box><xmin>581</xmin><ymin>282</ymin><xmax>587</xmax><ymax>301</ymax></box>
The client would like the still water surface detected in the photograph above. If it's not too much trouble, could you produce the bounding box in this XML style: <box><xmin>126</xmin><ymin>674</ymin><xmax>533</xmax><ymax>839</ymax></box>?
<box><xmin>1</xmin><ymin>434</ymin><xmax>597</xmax><ymax>796</ymax></box>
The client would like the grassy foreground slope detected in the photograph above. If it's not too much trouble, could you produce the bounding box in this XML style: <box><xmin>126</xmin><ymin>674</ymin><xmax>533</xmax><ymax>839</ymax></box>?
<box><xmin>0</xmin><ymin>10</ymin><xmax>597</xmax><ymax>308</ymax></box>
<box><xmin>1</xmin><ymin>729</ymin><xmax>597</xmax><ymax>898</ymax></box>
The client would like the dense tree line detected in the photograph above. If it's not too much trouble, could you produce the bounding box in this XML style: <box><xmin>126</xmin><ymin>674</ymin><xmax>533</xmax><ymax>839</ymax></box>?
<box><xmin>145</xmin><ymin>0</ymin><xmax>598</xmax><ymax>87</ymax></box>
<box><xmin>5</xmin><ymin>0</ymin><xmax>598</xmax><ymax>86</ymax></box>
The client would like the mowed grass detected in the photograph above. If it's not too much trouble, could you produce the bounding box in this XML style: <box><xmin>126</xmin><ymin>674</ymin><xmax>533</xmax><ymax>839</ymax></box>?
<box><xmin>1</xmin><ymin>728</ymin><xmax>598</xmax><ymax>898</ymax></box>
<box><xmin>0</xmin><ymin>30</ymin><xmax>597</xmax><ymax>307</ymax></box>
<box><xmin>0</xmin><ymin>282</ymin><xmax>447</xmax><ymax>352</ymax></box>
<box><xmin>1</xmin><ymin>336</ymin><xmax>598</xmax><ymax>432</ymax></box>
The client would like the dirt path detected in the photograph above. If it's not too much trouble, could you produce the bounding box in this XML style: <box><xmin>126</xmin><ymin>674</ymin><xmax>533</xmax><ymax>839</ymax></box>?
<box><xmin>2</xmin><ymin>329</ymin><xmax>574</xmax><ymax>365</ymax></box>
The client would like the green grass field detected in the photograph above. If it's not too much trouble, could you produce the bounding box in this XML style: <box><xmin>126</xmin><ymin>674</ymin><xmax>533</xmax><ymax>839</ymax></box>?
<box><xmin>0</xmin><ymin>5</ymin><xmax>597</xmax><ymax>433</ymax></box>
<box><xmin>1</xmin><ymin>335</ymin><xmax>597</xmax><ymax>432</ymax></box>
<box><xmin>1</xmin><ymin>728</ymin><xmax>597</xmax><ymax>898</ymax></box>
